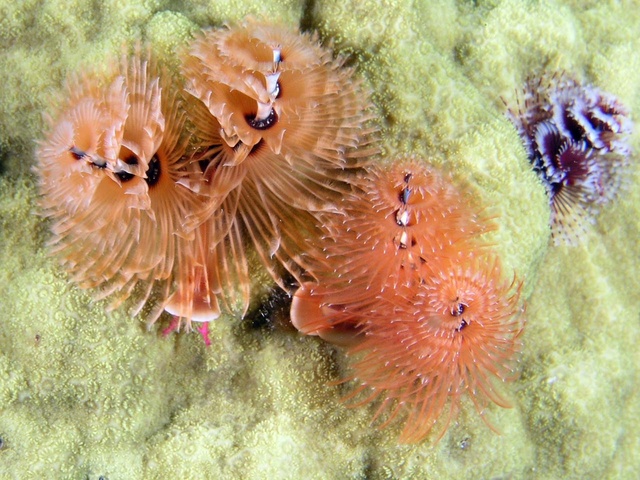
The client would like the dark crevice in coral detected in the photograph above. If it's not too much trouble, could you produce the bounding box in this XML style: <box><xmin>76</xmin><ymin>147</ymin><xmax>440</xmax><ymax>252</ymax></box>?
<box><xmin>0</xmin><ymin>144</ymin><xmax>6</xmax><ymax>176</ymax></box>
<box><xmin>299</xmin><ymin>0</ymin><xmax>317</xmax><ymax>33</ymax></box>
<box><xmin>244</xmin><ymin>282</ymin><xmax>294</xmax><ymax>331</ymax></box>
<box><xmin>0</xmin><ymin>139</ymin><xmax>34</xmax><ymax>178</ymax></box>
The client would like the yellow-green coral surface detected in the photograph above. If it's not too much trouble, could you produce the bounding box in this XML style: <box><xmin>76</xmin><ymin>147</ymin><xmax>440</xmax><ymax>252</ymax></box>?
<box><xmin>1</xmin><ymin>0</ymin><xmax>639</xmax><ymax>478</ymax></box>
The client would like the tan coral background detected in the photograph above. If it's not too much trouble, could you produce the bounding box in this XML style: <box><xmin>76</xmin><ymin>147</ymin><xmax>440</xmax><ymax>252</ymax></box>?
<box><xmin>0</xmin><ymin>0</ymin><xmax>638</xmax><ymax>478</ymax></box>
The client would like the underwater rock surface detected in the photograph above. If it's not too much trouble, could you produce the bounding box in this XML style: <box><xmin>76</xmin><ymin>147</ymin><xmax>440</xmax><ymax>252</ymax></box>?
<box><xmin>0</xmin><ymin>0</ymin><xmax>638</xmax><ymax>478</ymax></box>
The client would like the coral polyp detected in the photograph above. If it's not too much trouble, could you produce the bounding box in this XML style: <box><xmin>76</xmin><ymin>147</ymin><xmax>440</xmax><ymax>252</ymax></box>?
<box><xmin>506</xmin><ymin>73</ymin><xmax>633</xmax><ymax>244</ymax></box>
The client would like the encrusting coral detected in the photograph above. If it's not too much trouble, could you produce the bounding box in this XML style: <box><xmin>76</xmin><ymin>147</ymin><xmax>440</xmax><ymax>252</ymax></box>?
<box><xmin>506</xmin><ymin>72</ymin><xmax>633</xmax><ymax>245</ymax></box>
<box><xmin>291</xmin><ymin>158</ymin><xmax>525</xmax><ymax>442</ymax></box>
<box><xmin>3</xmin><ymin>0</ymin><xmax>639</xmax><ymax>478</ymax></box>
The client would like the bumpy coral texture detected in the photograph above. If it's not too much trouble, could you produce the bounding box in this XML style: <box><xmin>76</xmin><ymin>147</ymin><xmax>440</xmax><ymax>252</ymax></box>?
<box><xmin>291</xmin><ymin>158</ymin><xmax>524</xmax><ymax>442</ymax></box>
<box><xmin>2</xmin><ymin>0</ymin><xmax>638</xmax><ymax>478</ymax></box>
<box><xmin>0</xmin><ymin>0</ymin><xmax>640</xmax><ymax>480</ymax></box>
<box><xmin>506</xmin><ymin>73</ymin><xmax>633</xmax><ymax>245</ymax></box>
<box><xmin>181</xmin><ymin>19</ymin><xmax>377</xmax><ymax>316</ymax></box>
